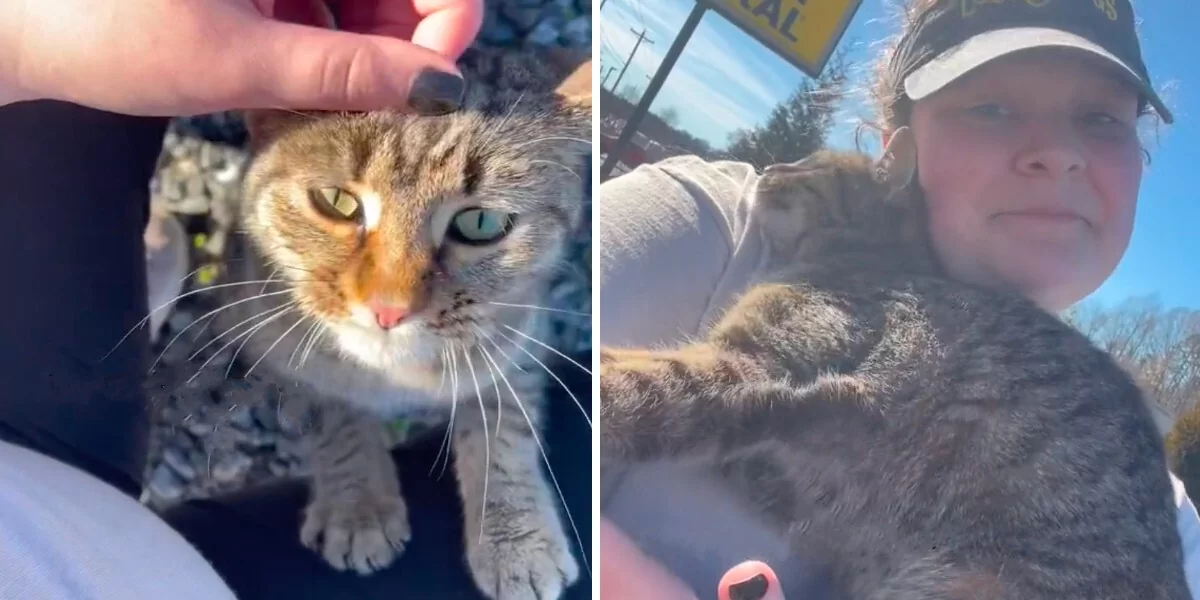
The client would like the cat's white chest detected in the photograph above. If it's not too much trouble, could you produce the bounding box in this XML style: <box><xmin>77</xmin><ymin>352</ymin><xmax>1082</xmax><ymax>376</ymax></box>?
<box><xmin>326</xmin><ymin>321</ymin><xmax>456</xmax><ymax>410</ymax></box>
<box><xmin>335</xmin><ymin>321</ymin><xmax>436</xmax><ymax>372</ymax></box>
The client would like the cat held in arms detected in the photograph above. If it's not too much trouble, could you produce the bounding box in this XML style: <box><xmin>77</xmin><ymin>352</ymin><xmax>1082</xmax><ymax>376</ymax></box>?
<box><xmin>600</xmin><ymin>127</ymin><xmax>1190</xmax><ymax>600</ymax></box>
<box><xmin>209</xmin><ymin>40</ymin><xmax>591</xmax><ymax>600</ymax></box>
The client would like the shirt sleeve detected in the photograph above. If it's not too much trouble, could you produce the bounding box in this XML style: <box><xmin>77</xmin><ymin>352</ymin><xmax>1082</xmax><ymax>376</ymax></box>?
<box><xmin>597</xmin><ymin>155</ymin><xmax>764</xmax><ymax>348</ymax></box>
<box><xmin>1172</xmin><ymin>472</ymin><xmax>1200</xmax><ymax>597</ymax></box>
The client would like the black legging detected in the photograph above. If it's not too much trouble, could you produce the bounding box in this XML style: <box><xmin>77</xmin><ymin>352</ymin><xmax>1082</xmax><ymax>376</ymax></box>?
<box><xmin>0</xmin><ymin>100</ymin><xmax>593</xmax><ymax>599</ymax></box>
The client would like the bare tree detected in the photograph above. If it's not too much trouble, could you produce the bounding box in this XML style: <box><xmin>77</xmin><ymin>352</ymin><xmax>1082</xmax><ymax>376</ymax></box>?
<box><xmin>618</xmin><ymin>84</ymin><xmax>644</xmax><ymax>105</ymax></box>
<box><xmin>1065</xmin><ymin>295</ymin><xmax>1200</xmax><ymax>415</ymax></box>
<box><xmin>723</xmin><ymin>50</ymin><xmax>850</xmax><ymax>169</ymax></box>
<box><xmin>655</xmin><ymin>106</ymin><xmax>681</xmax><ymax>129</ymax></box>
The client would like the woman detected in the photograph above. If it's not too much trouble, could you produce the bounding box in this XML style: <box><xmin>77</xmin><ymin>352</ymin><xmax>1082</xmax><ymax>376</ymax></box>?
<box><xmin>597</xmin><ymin>1</ymin><xmax>1200</xmax><ymax>598</ymax></box>
<box><xmin>0</xmin><ymin>1</ymin><xmax>590</xmax><ymax>599</ymax></box>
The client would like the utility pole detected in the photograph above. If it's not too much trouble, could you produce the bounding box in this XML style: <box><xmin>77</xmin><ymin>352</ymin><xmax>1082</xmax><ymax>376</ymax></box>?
<box><xmin>609</xmin><ymin>28</ymin><xmax>653</xmax><ymax>100</ymax></box>
<box><xmin>601</xmin><ymin>65</ymin><xmax>617</xmax><ymax>90</ymax></box>
<box><xmin>601</xmin><ymin>3</ymin><xmax>705</xmax><ymax>179</ymax></box>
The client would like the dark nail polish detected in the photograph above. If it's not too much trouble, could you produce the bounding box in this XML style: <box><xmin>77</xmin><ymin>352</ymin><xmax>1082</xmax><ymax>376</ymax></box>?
<box><xmin>728</xmin><ymin>573</ymin><xmax>769</xmax><ymax>600</ymax></box>
<box><xmin>409</xmin><ymin>69</ymin><xmax>465</xmax><ymax>116</ymax></box>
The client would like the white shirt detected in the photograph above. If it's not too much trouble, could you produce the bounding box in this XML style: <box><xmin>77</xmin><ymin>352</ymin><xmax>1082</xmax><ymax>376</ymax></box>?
<box><xmin>0</xmin><ymin>439</ymin><xmax>237</xmax><ymax>599</ymax></box>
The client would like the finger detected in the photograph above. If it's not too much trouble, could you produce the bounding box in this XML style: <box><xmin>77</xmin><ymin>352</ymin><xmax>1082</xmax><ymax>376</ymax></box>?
<box><xmin>337</xmin><ymin>0</ymin><xmax>483</xmax><ymax>58</ymax></box>
<box><xmin>600</xmin><ymin>519</ymin><xmax>698</xmax><ymax>600</ymax></box>
<box><xmin>228</xmin><ymin>18</ymin><xmax>464</xmax><ymax>114</ymax></box>
<box><xmin>409</xmin><ymin>0</ymin><xmax>484</xmax><ymax>59</ymax></box>
<box><xmin>717</xmin><ymin>561</ymin><xmax>784</xmax><ymax>600</ymax></box>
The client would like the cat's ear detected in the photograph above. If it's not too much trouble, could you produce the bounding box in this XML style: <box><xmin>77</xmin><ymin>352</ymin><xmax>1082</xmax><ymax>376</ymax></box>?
<box><xmin>242</xmin><ymin>109</ymin><xmax>315</xmax><ymax>152</ymax></box>
<box><xmin>546</xmin><ymin>47</ymin><xmax>591</xmax><ymax>108</ymax></box>
<box><xmin>874</xmin><ymin>126</ymin><xmax>917</xmax><ymax>202</ymax></box>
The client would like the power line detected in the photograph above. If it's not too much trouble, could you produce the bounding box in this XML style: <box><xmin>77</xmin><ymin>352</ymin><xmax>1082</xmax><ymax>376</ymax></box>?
<box><xmin>609</xmin><ymin>28</ymin><xmax>653</xmax><ymax>94</ymax></box>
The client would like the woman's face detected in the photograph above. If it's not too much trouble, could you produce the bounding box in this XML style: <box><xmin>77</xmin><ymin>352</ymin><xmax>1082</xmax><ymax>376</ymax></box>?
<box><xmin>908</xmin><ymin>50</ymin><xmax>1145</xmax><ymax>312</ymax></box>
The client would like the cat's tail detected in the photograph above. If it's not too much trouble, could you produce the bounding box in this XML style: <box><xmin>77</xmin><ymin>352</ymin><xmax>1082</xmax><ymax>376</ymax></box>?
<box><xmin>598</xmin><ymin>345</ymin><xmax>766</xmax><ymax>464</ymax></box>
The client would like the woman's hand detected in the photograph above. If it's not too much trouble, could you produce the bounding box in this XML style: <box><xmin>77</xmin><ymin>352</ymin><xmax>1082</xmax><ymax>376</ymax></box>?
<box><xmin>0</xmin><ymin>0</ymin><xmax>482</xmax><ymax>116</ymax></box>
<box><xmin>601</xmin><ymin>518</ymin><xmax>786</xmax><ymax>600</ymax></box>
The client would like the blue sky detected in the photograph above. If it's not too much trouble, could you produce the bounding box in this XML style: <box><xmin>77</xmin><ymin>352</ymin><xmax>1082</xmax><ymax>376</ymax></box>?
<box><xmin>599</xmin><ymin>0</ymin><xmax>1200</xmax><ymax>310</ymax></box>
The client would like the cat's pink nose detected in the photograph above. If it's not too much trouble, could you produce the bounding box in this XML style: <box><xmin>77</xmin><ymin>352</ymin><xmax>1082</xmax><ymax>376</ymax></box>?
<box><xmin>368</xmin><ymin>301</ymin><xmax>409</xmax><ymax>330</ymax></box>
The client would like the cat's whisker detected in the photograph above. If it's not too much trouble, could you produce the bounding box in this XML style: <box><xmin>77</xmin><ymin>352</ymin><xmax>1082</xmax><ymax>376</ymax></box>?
<box><xmin>259</xmin><ymin>268</ymin><xmax>279</xmax><ymax>294</ymax></box>
<box><xmin>493</xmin><ymin>328</ymin><xmax>591</xmax><ymax>429</ymax></box>
<box><xmin>430</xmin><ymin>348</ymin><xmax>451</xmax><ymax>476</ymax></box>
<box><xmin>471</xmin><ymin>326</ymin><xmax>527</xmax><ymax>374</ymax></box>
<box><xmin>477</xmin><ymin>344</ymin><xmax>504</xmax><ymax>452</ymax></box>
<box><xmin>148</xmin><ymin>289</ymin><xmax>294</xmax><ymax>374</ymax></box>
<box><xmin>500</xmin><ymin>324</ymin><xmax>591</xmax><ymax>375</ymax></box>
<box><xmin>275</xmin><ymin>107</ymin><xmax>321</xmax><ymax>121</ymax></box>
<box><xmin>431</xmin><ymin>346</ymin><xmax>458</xmax><ymax>478</ymax></box>
<box><xmin>436</xmin><ymin>347</ymin><xmax>448</xmax><ymax>398</ymax></box>
<box><xmin>187</xmin><ymin>301</ymin><xmax>296</xmax><ymax>362</ymax></box>
<box><xmin>187</xmin><ymin>306</ymin><xmax>294</xmax><ymax>384</ymax></box>
<box><xmin>479</xmin><ymin>91</ymin><xmax>525</xmax><ymax>151</ymax></box>
<box><xmin>513</xmin><ymin>136</ymin><xmax>590</xmax><ymax>151</ymax></box>
<box><xmin>287</xmin><ymin>321</ymin><xmax>313</xmax><ymax>369</ymax></box>
<box><xmin>437</xmin><ymin>348</ymin><xmax>462</xmax><ymax>480</ymax></box>
<box><xmin>485</xmin><ymin>301</ymin><xmax>589</xmax><ymax>318</ymax></box>
<box><xmin>102</xmin><ymin>279</ymin><xmax>309</xmax><ymax>361</ymax></box>
<box><xmin>300</xmin><ymin>322</ymin><xmax>327</xmax><ymax>368</ymax></box>
<box><xmin>262</xmin><ymin>256</ymin><xmax>319</xmax><ymax>276</ymax></box>
<box><xmin>532</xmin><ymin>159</ymin><xmax>580</xmax><ymax>181</ymax></box>
<box><xmin>189</xmin><ymin>314</ymin><xmax>216</xmax><ymax>343</ymax></box>
<box><xmin>463</xmin><ymin>351</ymin><xmax>490</xmax><ymax>546</ymax></box>
<box><xmin>244</xmin><ymin>314</ymin><xmax>310</xmax><ymax>379</ymax></box>
<box><xmin>229</xmin><ymin>303</ymin><xmax>305</xmax><ymax>379</ymax></box>
<box><xmin>480</xmin><ymin>346</ymin><xmax>590</xmax><ymax>580</ymax></box>
<box><xmin>289</xmin><ymin>319</ymin><xmax>321</xmax><ymax>369</ymax></box>
<box><xmin>221</xmin><ymin>307</ymin><xmax>294</xmax><ymax>380</ymax></box>
<box><xmin>177</xmin><ymin>263</ymin><xmax>213</xmax><ymax>288</ymax></box>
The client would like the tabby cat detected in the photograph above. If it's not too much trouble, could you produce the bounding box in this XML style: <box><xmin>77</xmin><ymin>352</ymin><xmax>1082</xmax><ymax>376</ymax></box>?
<box><xmin>210</xmin><ymin>45</ymin><xmax>590</xmax><ymax>600</ymax></box>
<box><xmin>599</xmin><ymin>128</ymin><xmax>1190</xmax><ymax>599</ymax></box>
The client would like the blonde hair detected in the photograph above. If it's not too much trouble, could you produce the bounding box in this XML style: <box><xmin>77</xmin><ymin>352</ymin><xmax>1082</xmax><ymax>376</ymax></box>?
<box><xmin>869</xmin><ymin>0</ymin><xmax>942</xmax><ymax>131</ymax></box>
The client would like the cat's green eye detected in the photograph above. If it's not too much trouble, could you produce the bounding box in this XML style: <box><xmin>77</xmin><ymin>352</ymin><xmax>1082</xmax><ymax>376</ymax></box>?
<box><xmin>309</xmin><ymin>187</ymin><xmax>361</xmax><ymax>221</ymax></box>
<box><xmin>447</xmin><ymin>207</ymin><xmax>514</xmax><ymax>245</ymax></box>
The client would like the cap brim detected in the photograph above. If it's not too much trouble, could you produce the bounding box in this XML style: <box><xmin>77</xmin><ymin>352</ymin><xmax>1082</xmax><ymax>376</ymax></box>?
<box><xmin>903</xmin><ymin>27</ymin><xmax>1173</xmax><ymax>124</ymax></box>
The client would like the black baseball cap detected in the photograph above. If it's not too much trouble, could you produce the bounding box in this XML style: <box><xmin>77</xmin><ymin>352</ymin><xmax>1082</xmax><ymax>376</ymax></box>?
<box><xmin>888</xmin><ymin>0</ymin><xmax>1172</xmax><ymax>123</ymax></box>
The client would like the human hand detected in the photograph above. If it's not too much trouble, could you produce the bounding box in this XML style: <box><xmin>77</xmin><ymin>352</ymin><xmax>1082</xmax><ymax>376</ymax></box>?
<box><xmin>0</xmin><ymin>0</ymin><xmax>482</xmax><ymax>116</ymax></box>
<box><xmin>600</xmin><ymin>518</ymin><xmax>785</xmax><ymax>600</ymax></box>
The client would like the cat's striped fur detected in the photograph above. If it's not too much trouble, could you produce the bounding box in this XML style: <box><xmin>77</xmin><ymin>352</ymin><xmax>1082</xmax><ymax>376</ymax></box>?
<box><xmin>599</xmin><ymin>129</ymin><xmax>1189</xmax><ymax>599</ymax></box>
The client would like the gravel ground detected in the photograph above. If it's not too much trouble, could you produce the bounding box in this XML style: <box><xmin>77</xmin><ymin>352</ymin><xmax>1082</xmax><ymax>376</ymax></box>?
<box><xmin>141</xmin><ymin>0</ymin><xmax>592</xmax><ymax>508</ymax></box>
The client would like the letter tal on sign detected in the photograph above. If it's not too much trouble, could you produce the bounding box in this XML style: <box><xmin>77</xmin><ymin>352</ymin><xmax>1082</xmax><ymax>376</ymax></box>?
<box><xmin>708</xmin><ymin>0</ymin><xmax>863</xmax><ymax>78</ymax></box>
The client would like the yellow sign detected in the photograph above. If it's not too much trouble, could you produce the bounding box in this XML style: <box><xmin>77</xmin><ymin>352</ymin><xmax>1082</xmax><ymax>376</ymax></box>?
<box><xmin>706</xmin><ymin>0</ymin><xmax>863</xmax><ymax>78</ymax></box>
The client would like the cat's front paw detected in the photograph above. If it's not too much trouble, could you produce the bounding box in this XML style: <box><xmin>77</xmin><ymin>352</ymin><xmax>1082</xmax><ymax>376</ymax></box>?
<box><xmin>467</xmin><ymin>514</ymin><xmax>579</xmax><ymax>600</ymax></box>
<box><xmin>300</xmin><ymin>489</ymin><xmax>412</xmax><ymax>576</ymax></box>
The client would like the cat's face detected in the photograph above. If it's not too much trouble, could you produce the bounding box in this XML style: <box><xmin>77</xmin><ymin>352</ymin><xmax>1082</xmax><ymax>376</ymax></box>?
<box><xmin>238</xmin><ymin>66</ymin><xmax>589</xmax><ymax>375</ymax></box>
<box><xmin>755</xmin><ymin>127</ymin><xmax>936</xmax><ymax>271</ymax></box>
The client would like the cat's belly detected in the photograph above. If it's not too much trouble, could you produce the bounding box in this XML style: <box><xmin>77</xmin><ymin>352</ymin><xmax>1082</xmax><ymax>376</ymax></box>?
<box><xmin>602</xmin><ymin>459</ymin><xmax>838</xmax><ymax>600</ymax></box>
